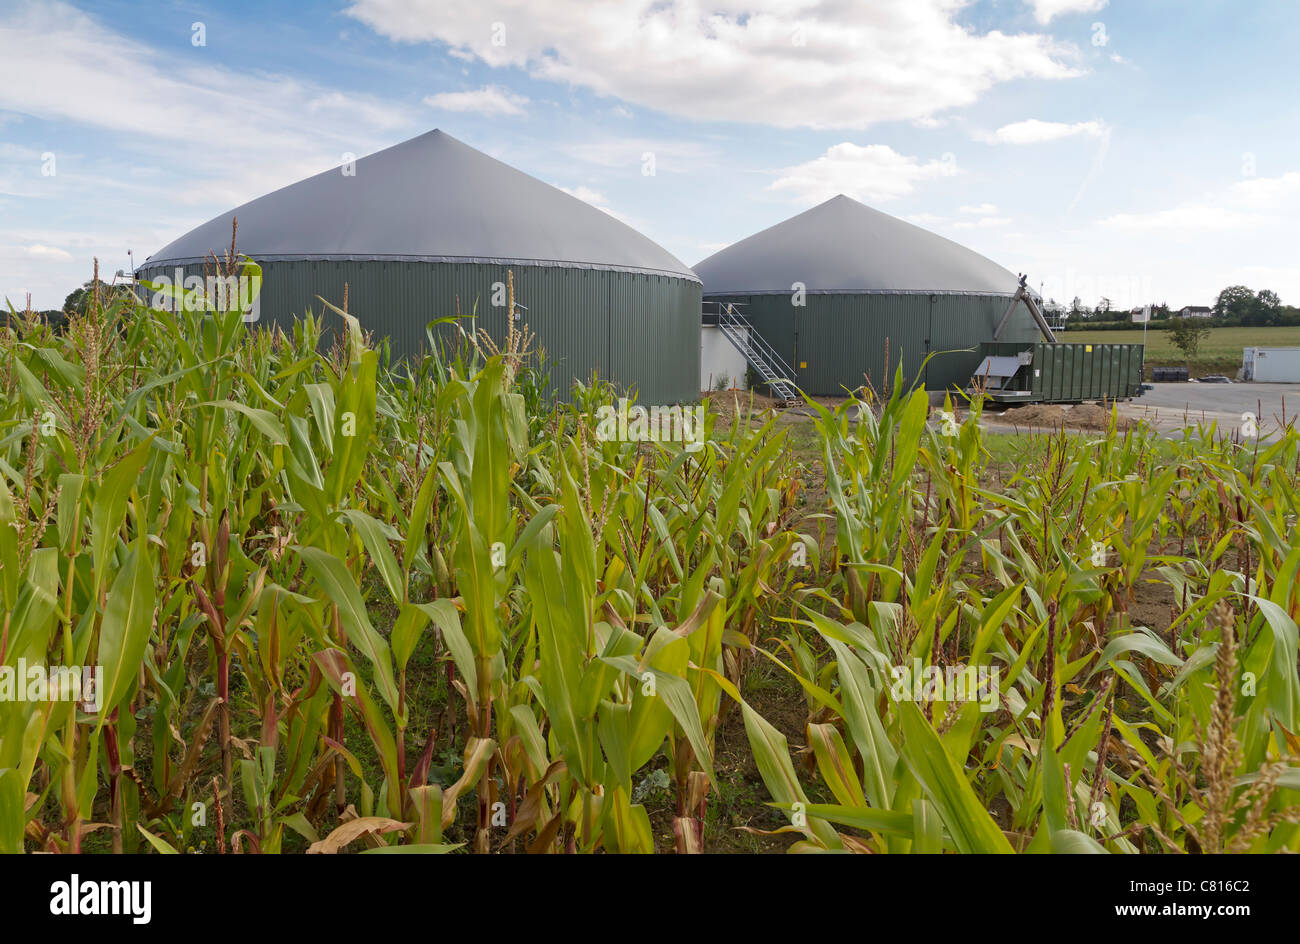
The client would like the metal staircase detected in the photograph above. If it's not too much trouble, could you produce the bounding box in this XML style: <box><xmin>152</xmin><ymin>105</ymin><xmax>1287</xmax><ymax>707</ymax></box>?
<box><xmin>706</xmin><ymin>301</ymin><xmax>800</xmax><ymax>403</ymax></box>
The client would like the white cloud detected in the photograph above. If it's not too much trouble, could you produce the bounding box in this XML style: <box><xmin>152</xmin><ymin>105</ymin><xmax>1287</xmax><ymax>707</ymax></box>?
<box><xmin>0</xmin><ymin>0</ymin><xmax>428</xmax><ymax>307</ymax></box>
<box><xmin>26</xmin><ymin>244</ymin><xmax>72</xmax><ymax>259</ymax></box>
<box><xmin>1026</xmin><ymin>0</ymin><xmax>1108</xmax><ymax>25</ymax></box>
<box><xmin>1225</xmin><ymin>265</ymin><xmax>1300</xmax><ymax>295</ymax></box>
<box><xmin>347</xmin><ymin>0</ymin><xmax>1081</xmax><ymax>129</ymax></box>
<box><xmin>996</xmin><ymin>232</ymin><xmax>1300</xmax><ymax>311</ymax></box>
<box><xmin>0</xmin><ymin>2</ymin><xmax>416</xmax><ymax>169</ymax></box>
<box><xmin>6</xmin><ymin>224</ymin><xmax>175</xmax><ymax>271</ymax></box>
<box><xmin>982</xmin><ymin>119</ymin><xmax>1107</xmax><ymax>144</ymax></box>
<box><xmin>559</xmin><ymin>185</ymin><xmax>608</xmax><ymax>205</ymax></box>
<box><xmin>0</xmin><ymin>142</ymin><xmax>41</xmax><ymax>160</ymax></box>
<box><xmin>1230</xmin><ymin>171</ymin><xmax>1300</xmax><ymax>207</ymax></box>
<box><xmin>768</xmin><ymin>143</ymin><xmax>956</xmax><ymax>205</ymax></box>
<box><xmin>562</xmin><ymin>136</ymin><xmax>721</xmax><ymax>173</ymax></box>
<box><xmin>952</xmin><ymin>216</ymin><xmax>1011</xmax><ymax>229</ymax></box>
<box><xmin>424</xmin><ymin>85</ymin><xmax>529</xmax><ymax>117</ymax></box>
<box><xmin>557</xmin><ymin>185</ymin><xmax>635</xmax><ymax>226</ymax></box>
<box><xmin>960</xmin><ymin>202</ymin><xmax>999</xmax><ymax>215</ymax></box>
<box><xmin>1096</xmin><ymin>169</ymin><xmax>1300</xmax><ymax>235</ymax></box>
<box><xmin>1099</xmin><ymin>205</ymin><xmax>1264</xmax><ymax>232</ymax></box>
<box><xmin>961</xmin><ymin>164</ymin><xmax>1300</xmax><ymax>309</ymax></box>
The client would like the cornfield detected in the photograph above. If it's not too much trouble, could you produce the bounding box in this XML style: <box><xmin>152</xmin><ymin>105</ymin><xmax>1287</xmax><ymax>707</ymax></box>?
<box><xmin>2</xmin><ymin>273</ymin><xmax>1298</xmax><ymax>855</ymax></box>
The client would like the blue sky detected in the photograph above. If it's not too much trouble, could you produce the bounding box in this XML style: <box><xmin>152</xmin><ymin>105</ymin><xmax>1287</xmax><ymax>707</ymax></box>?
<box><xmin>3</xmin><ymin>0</ymin><xmax>1298</xmax><ymax>311</ymax></box>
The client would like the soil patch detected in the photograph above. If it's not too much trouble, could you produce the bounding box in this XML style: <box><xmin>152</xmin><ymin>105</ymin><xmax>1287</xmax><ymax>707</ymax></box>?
<box><xmin>1128</xmin><ymin>567</ymin><xmax>1177</xmax><ymax>637</ymax></box>
<box><xmin>989</xmin><ymin>402</ymin><xmax>1137</xmax><ymax>431</ymax></box>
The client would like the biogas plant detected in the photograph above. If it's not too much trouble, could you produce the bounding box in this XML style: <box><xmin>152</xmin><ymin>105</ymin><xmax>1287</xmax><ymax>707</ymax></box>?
<box><xmin>140</xmin><ymin>129</ymin><xmax>1141</xmax><ymax>405</ymax></box>
<box><xmin>139</xmin><ymin>130</ymin><xmax>701</xmax><ymax>404</ymax></box>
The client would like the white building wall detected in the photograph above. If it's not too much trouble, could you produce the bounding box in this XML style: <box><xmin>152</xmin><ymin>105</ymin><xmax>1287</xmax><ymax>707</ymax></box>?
<box><xmin>700</xmin><ymin>324</ymin><xmax>750</xmax><ymax>392</ymax></box>
<box><xmin>1242</xmin><ymin>347</ymin><xmax>1300</xmax><ymax>382</ymax></box>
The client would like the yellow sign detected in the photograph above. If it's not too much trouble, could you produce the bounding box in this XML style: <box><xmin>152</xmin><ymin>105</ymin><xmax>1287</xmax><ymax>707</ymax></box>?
<box><xmin>800</xmin><ymin>361</ymin><xmax>807</xmax><ymax>369</ymax></box>
<box><xmin>1085</xmin><ymin>345</ymin><xmax>1093</xmax><ymax>352</ymax></box>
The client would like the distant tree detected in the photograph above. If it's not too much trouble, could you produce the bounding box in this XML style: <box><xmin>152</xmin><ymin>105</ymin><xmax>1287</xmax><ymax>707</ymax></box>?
<box><xmin>1213</xmin><ymin>285</ymin><xmax>1255</xmax><ymax>321</ymax></box>
<box><xmin>0</xmin><ymin>305</ymin><xmax>68</xmax><ymax>333</ymax></box>
<box><xmin>1069</xmin><ymin>296</ymin><xmax>1090</xmax><ymax>322</ymax></box>
<box><xmin>62</xmin><ymin>279</ymin><xmax>133</xmax><ymax>317</ymax></box>
<box><xmin>1097</xmin><ymin>297</ymin><xmax>1112</xmax><ymax>317</ymax></box>
<box><xmin>1169</xmin><ymin>318</ymin><xmax>1212</xmax><ymax>362</ymax></box>
<box><xmin>1150</xmin><ymin>302</ymin><xmax>1171</xmax><ymax>321</ymax></box>
<box><xmin>1252</xmin><ymin>289</ymin><xmax>1282</xmax><ymax>326</ymax></box>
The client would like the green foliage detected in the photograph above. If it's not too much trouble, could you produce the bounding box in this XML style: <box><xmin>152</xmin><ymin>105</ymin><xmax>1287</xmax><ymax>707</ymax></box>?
<box><xmin>1168</xmin><ymin>317</ymin><xmax>1213</xmax><ymax>361</ymax></box>
<box><xmin>738</xmin><ymin>381</ymin><xmax>1300</xmax><ymax>853</ymax></box>
<box><xmin>0</xmin><ymin>273</ymin><xmax>1296</xmax><ymax>856</ymax></box>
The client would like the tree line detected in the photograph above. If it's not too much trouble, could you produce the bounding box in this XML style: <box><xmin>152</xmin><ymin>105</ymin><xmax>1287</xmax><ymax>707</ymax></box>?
<box><xmin>1054</xmin><ymin>285</ymin><xmax>1297</xmax><ymax>330</ymax></box>
<box><xmin>4</xmin><ymin>278</ymin><xmax>138</xmax><ymax>330</ymax></box>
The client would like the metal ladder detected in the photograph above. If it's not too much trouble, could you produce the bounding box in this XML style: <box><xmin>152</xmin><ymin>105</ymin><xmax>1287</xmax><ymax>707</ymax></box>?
<box><xmin>711</xmin><ymin>302</ymin><xmax>800</xmax><ymax>403</ymax></box>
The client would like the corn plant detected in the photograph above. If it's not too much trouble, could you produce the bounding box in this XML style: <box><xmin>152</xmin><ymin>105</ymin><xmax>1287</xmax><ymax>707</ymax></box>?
<box><xmin>3</xmin><ymin>262</ymin><xmax>1297</xmax><ymax>856</ymax></box>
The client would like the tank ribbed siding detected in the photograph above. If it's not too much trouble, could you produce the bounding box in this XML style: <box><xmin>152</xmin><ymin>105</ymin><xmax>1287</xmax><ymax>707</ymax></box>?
<box><xmin>700</xmin><ymin>291</ymin><xmax>1038</xmax><ymax>394</ymax></box>
<box><xmin>137</xmin><ymin>130</ymin><xmax>702</xmax><ymax>404</ymax></box>
<box><xmin>137</xmin><ymin>258</ymin><xmax>702</xmax><ymax>404</ymax></box>
<box><xmin>695</xmin><ymin>195</ymin><xmax>1040</xmax><ymax>396</ymax></box>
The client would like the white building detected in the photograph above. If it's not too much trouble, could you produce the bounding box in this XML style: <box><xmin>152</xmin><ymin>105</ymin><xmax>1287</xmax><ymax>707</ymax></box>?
<box><xmin>1242</xmin><ymin>348</ymin><xmax>1300</xmax><ymax>382</ymax></box>
<box><xmin>701</xmin><ymin>322</ymin><xmax>750</xmax><ymax>391</ymax></box>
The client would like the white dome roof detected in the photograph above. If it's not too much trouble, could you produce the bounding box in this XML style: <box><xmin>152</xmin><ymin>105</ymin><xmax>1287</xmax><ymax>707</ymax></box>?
<box><xmin>148</xmin><ymin>130</ymin><xmax>697</xmax><ymax>282</ymax></box>
<box><xmin>695</xmin><ymin>194</ymin><xmax>1018</xmax><ymax>296</ymax></box>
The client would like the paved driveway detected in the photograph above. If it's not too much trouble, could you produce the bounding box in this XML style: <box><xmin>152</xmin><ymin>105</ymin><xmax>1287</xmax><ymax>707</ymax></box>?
<box><xmin>1120</xmin><ymin>382</ymin><xmax>1300</xmax><ymax>437</ymax></box>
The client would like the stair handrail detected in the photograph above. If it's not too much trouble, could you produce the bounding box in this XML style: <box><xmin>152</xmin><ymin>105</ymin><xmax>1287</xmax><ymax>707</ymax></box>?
<box><xmin>717</xmin><ymin>306</ymin><xmax>791</xmax><ymax>383</ymax></box>
<box><xmin>716</xmin><ymin>303</ymin><xmax>798</xmax><ymax>390</ymax></box>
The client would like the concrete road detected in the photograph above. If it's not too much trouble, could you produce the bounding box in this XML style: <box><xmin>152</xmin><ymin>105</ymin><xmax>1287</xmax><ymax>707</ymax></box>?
<box><xmin>1120</xmin><ymin>382</ymin><xmax>1300</xmax><ymax>437</ymax></box>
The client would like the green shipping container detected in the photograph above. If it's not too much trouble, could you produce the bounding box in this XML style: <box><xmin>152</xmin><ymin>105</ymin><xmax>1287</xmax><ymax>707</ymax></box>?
<box><xmin>976</xmin><ymin>341</ymin><xmax>1144</xmax><ymax>403</ymax></box>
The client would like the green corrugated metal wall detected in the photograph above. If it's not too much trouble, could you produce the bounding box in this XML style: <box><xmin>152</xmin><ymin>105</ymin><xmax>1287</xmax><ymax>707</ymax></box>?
<box><xmin>702</xmin><ymin>292</ymin><xmax>1040</xmax><ymax>395</ymax></box>
<box><xmin>139</xmin><ymin>260</ymin><xmax>702</xmax><ymax>404</ymax></box>
<box><xmin>981</xmin><ymin>341</ymin><xmax>1144</xmax><ymax>402</ymax></box>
